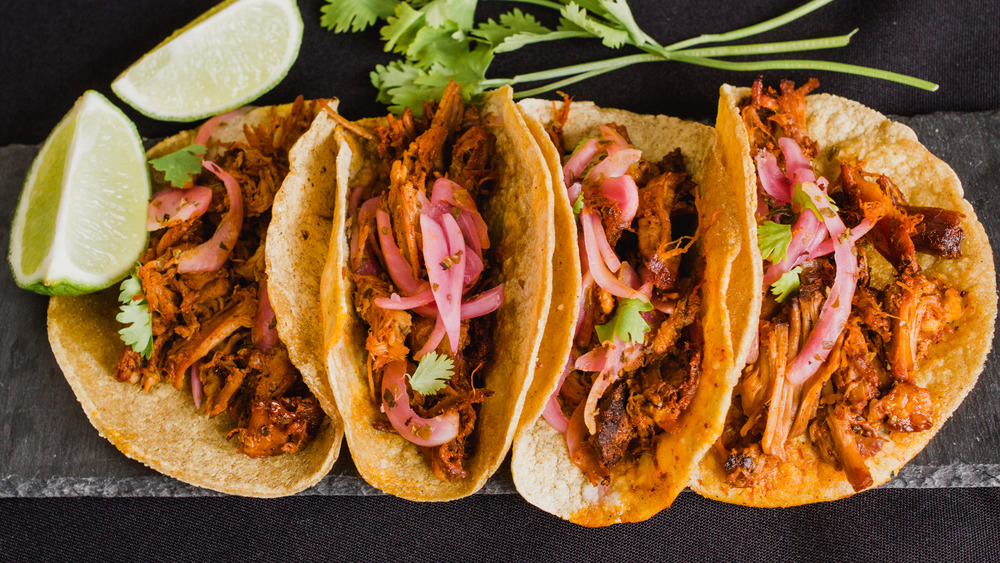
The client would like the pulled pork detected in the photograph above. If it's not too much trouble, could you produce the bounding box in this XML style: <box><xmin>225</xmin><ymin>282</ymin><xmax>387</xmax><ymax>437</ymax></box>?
<box><xmin>717</xmin><ymin>79</ymin><xmax>966</xmax><ymax>490</ymax></box>
<box><xmin>113</xmin><ymin>98</ymin><xmax>325</xmax><ymax>458</ymax></box>
<box><xmin>553</xmin><ymin>124</ymin><xmax>704</xmax><ymax>486</ymax></box>
<box><xmin>351</xmin><ymin>81</ymin><xmax>498</xmax><ymax>480</ymax></box>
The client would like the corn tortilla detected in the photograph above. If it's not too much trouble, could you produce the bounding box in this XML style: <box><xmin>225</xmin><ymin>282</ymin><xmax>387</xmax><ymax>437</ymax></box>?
<box><xmin>511</xmin><ymin>99</ymin><xmax>748</xmax><ymax>526</ymax></box>
<box><xmin>48</xmin><ymin>103</ymin><xmax>343</xmax><ymax>497</ymax></box>
<box><xmin>689</xmin><ymin>85</ymin><xmax>998</xmax><ymax>507</ymax></box>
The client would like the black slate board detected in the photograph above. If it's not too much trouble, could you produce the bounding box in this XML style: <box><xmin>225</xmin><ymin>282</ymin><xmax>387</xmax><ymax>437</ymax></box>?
<box><xmin>1</xmin><ymin>110</ymin><xmax>998</xmax><ymax>497</ymax></box>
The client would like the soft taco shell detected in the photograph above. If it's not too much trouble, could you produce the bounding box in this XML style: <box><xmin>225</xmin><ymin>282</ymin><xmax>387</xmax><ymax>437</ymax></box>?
<box><xmin>48</xmin><ymin>103</ymin><xmax>342</xmax><ymax>497</ymax></box>
<box><xmin>511</xmin><ymin>99</ymin><xmax>749</xmax><ymax>526</ymax></box>
<box><xmin>690</xmin><ymin>85</ymin><xmax>998</xmax><ymax>507</ymax></box>
<box><xmin>321</xmin><ymin>86</ymin><xmax>555</xmax><ymax>501</ymax></box>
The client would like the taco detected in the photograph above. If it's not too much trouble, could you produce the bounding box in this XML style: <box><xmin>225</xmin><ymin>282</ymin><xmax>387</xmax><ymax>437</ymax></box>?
<box><xmin>320</xmin><ymin>83</ymin><xmax>556</xmax><ymax>500</ymax></box>
<box><xmin>510</xmin><ymin>98</ymin><xmax>749</xmax><ymax>526</ymax></box>
<box><xmin>690</xmin><ymin>79</ymin><xmax>997</xmax><ymax>506</ymax></box>
<box><xmin>47</xmin><ymin>99</ymin><xmax>343</xmax><ymax>497</ymax></box>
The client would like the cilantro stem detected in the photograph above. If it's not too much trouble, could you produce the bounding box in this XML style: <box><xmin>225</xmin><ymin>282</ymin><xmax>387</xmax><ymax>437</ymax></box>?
<box><xmin>673</xmin><ymin>32</ymin><xmax>856</xmax><ymax>58</ymax></box>
<box><xmin>490</xmin><ymin>0</ymin><xmax>565</xmax><ymax>10</ymax></box>
<box><xmin>480</xmin><ymin>53</ymin><xmax>660</xmax><ymax>88</ymax></box>
<box><xmin>662</xmin><ymin>0</ymin><xmax>836</xmax><ymax>51</ymax></box>
<box><xmin>669</xmin><ymin>54</ymin><xmax>939</xmax><ymax>91</ymax></box>
<box><xmin>512</xmin><ymin>68</ymin><xmax>621</xmax><ymax>98</ymax></box>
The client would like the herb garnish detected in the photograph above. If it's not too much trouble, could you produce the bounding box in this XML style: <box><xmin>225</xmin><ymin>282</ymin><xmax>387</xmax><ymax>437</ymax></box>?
<box><xmin>116</xmin><ymin>266</ymin><xmax>153</xmax><ymax>359</ymax></box>
<box><xmin>322</xmin><ymin>0</ymin><xmax>937</xmax><ymax>115</ymax></box>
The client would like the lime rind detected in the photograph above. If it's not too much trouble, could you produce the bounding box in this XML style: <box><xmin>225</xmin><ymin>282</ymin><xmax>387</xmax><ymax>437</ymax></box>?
<box><xmin>111</xmin><ymin>0</ymin><xmax>303</xmax><ymax>122</ymax></box>
<box><xmin>9</xmin><ymin>90</ymin><xmax>150</xmax><ymax>296</ymax></box>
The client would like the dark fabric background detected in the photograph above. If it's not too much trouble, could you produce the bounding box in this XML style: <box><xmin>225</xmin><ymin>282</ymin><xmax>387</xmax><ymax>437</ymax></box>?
<box><xmin>2</xmin><ymin>0</ymin><xmax>999</xmax><ymax>559</ymax></box>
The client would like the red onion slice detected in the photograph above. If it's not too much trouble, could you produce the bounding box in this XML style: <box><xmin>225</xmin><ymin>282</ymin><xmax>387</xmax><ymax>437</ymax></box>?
<box><xmin>584</xmin><ymin>148</ymin><xmax>642</xmax><ymax>186</ymax></box>
<box><xmin>599</xmin><ymin>174</ymin><xmax>639</xmax><ymax>224</ymax></box>
<box><xmin>146</xmin><ymin>186</ymin><xmax>213</xmax><ymax>231</ymax></box>
<box><xmin>806</xmin><ymin>218</ymin><xmax>875</xmax><ymax>259</ymax></box>
<box><xmin>381</xmin><ymin>360</ymin><xmax>459</xmax><ymax>446</ymax></box>
<box><xmin>598</xmin><ymin>124</ymin><xmax>630</xmax><ymax>153</ymax></box>
<box><xmin>414</xmin><ymin>314</ymin><xmax>447</xmax><ymax>360</ymax></box>
<box><xmin>194</xmin><ymin>107</ymin><xmax>251</xmax><ymax>147</ymax></box>
<box><xmin>541</xmin><ymin>358</ymin><xmax>573</xmax><ymax>434</ymax></box>
<box><xmin>463</xmin><ymin>244</ymin><xmax>484</xmax><ymax>289</ymax></box>
<box><xmin>563</xmin><ymin>138</ymin><xmax>600</xmax><ymax>185</ymax></box>
<box><xmin>421</xmin><ymin>214</ymin><xmax>463</xmax><ymax>354</ymax></box>
<box><xmin>779</xmin><ymin>137</ymin><xmax>817</xmax><ymax>185</ymax></box>
<box><xmin>580</xmin><ymin>211</ymin><xmax>646</xmax><ymax>301</ymax></box>
<box><xmin>177</xmin><ymin>161</ymin><xmax>242</xmax><ymax>274</ymax></box>
<box><xmin>190</xmin><ymin>363</ymin><xmax>203</xmax><ymax>410</ymax></box>
<box><xmin>252</xmin><ymin>279</ymin><xmax>278</xmax><ymax>352</ymax></box>
<box><xmin>756</xmin><ymin>150</ymin><xmax>793</xmax><ymax>203</ymax></box>
<box><xmin>785</xmin><ymin>182</ymin><xmax>858</xmax><ymax>385</ymax></box>
<box><xmin>374</xmin><ymin>287</ymin><xmax>434</xmax><ymax>310</ymax></box>
<box><xmin>376</xmin><ymin>209</ymin><xmax>423</xmax><ymax>295</ymax></box>
<box><xmin>412</xmin><ymin>284</ymin><xmax>504</xmax><ymax>319</ymax></box>
<box><xmin>761</xmin><ymin>203</ymin><xmax>826</xmax><ymax>286</ymax></box>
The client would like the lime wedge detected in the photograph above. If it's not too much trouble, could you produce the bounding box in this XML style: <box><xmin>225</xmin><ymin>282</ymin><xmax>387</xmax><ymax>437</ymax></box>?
<box><xmin>9</xmin><ymin>91</ymin><xmax>150</xmax><ymax>296</ymax></box>
<box><xmin>111</xmin><ymin>0</ymin><xmax>303</xmax><ymax>122</ymax></box>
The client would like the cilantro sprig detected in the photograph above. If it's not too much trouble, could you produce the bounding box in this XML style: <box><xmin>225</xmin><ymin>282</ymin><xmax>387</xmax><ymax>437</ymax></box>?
<box><xmin>595</xmin><ymin>297</ymin><xmax>654</xmax><ymax>344</ymax></box>
<box><xmin>116</xmin><ymin>266</ymin><xmax>153</xmax><ymax>359</ymax></box>
<box><xmin>770</xmin><ymin>266</ymin><xmax>803</xmax><ymax>303</ymax></box>
<box><xmin>321</xmin><ymin>0</ymin><xmax>937</xmax><ymax>115</ymax></box>
<box><xmin>149</xmin><ymin>144</ymin><xmax>205</xmax><ymax>188</ymax></box>
<box><xmin>408</xmin><ymin>351</ymin><xmax>455</xmax><ymax>395</ymax></box>
<box><xmin>758</xmin><ymin>220</ymin><xmax>793</xmax><ymax>263</ymax></box>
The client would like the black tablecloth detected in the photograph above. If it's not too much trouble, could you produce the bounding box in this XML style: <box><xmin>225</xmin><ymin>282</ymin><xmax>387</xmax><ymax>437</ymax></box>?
<box><xmin>2</xmin><ymin>0</ymin><xmax>999</xmax><ymax>559</ymax></box>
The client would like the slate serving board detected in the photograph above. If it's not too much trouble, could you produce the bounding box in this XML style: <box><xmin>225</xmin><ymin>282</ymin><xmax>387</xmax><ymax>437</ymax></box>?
<box><xmin>1</xmin><ymin>110</ymin><xmax>998</xmax><ymax>497</ymax></box>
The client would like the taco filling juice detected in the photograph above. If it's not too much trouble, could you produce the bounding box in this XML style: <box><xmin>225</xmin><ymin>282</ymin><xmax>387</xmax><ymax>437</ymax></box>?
<box><xmin>344</xmin><ymin>82</ymin><xmax>505</xmax><ymax>480</ymax></box>
<box><xmin>538</xmin><ymin>110</ymin><xmax>705</xmax><ymax>485</ymax></box>
<box><xmin>114</xmin><ymin>98</ymin><xmax>326</xmax><ymax>458</ymax></box>
<box><xmin>718</xmin><ymin>79</ymin><xmax>968</xmax><ymax>491</ymax></box>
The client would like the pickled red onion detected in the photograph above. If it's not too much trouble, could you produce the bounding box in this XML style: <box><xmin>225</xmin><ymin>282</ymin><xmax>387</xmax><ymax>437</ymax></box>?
<box><xmin>584</xmin><ymin>148</ymin><xmax>641</xmax><ymax>186</ymax></box>
<box><xmin>756</xmin><ymin>151</ymin><xmax>792</xmax><ymax>203</ymax></box>
<box><xmin>381</xmin><ymin>360</ymin><xmax>459</xmax><ymax>447</ymax></box>
<box><xmin>146</xmin><ymin>186</ymin><xmax>212</xmax><ymax>231</ymax></box>
<box><xmin>541</xmin><ymin>358</ymin><xmax>573</xmax><ymax>433</ymax></box>
<box><xmin>252</xmin><ymin>279</ymin><xmax>278</xmax><ymax>352</ymax></box>
<box><xmin>376</xmin><ymin>209</ymin><xmax>423</xmax><ymax>295</ymax></box>
<box><xmin>564</xmin><ymin>138</ymin><xmax>600</xmax><ymax>185</ymax></box>
<box><xmin>194</xmin><ymin>107</ymin><xmax>250</xmax><ymax>147</ymax></box>
<box><xmin>580</xmin><ymin>211</ymin><xmax>646</xmax><ymax>301</ymax></box>
<box><xmin>784</xmin><ymin>182</ymin><xmax>858</xmax><ymax>386</ymax></box>
<box><xmin>190</xmin><ymin>363</ymin><xmax>203</xmax><ymax>409</ymax></box>
<box><xmin>414</xmin><ymin>314</ymin><xmax>446</xmax><ymax>360</ymax></box>
<box><xmin>374</xmin><ymin>287</ymin><xmax>434</xmax><ymax>310</ymax></box>
<box><xmin>177</xmin><ymin>161</ymin><xmax>242</xmax><ymax>274</ymax></box>
<box><xmin>599</xmin><ymin>174</ymin><xmax>639</xmax><ymax>224</ymax></box>
<box><xmin>779</xmin><ymin>137</ymin><xmax>816</xmax><ymax>185</ymax></box>
<box><xmin>421</xmin><ymin>214</ymin><xmax>465</xmax><ymax>354</ymax></box>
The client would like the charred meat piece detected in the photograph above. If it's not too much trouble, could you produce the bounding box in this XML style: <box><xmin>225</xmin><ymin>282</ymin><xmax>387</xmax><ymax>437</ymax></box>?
<box><xmin>884</xmin><ymin>274</ymin><xmax>963</xmax><ymax>382</ymax></box>
<box><xmin>873</xmin><ymin>381</ymin><xmax>934</xmax><ymax>432</ymax></box>
<box><xmin>908</xmin><ymin>206</ymin><xmax>964</xmax><ymax>258</ymax></box>
<box><xmin>230</xmin><ymin>397</ymin><xmax>325</xmax><ymax>458</ymax></box>
<box><xmin>591</xmin><ymin>380</ymin><xmax>636</xmax><ymax>470</ymax></box>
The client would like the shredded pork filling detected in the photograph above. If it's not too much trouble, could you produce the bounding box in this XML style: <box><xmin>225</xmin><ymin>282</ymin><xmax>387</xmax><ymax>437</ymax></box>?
<box><xmin>351</xmin><ymin>82</ymin><xmax>499</xmax><ymax>481</ymax></box>
<box><xmin>547</xmin><ymin>111</ymin><xmax>705</xmax><ymax>486</ymax></box>
<box><xmin>719</xmin><ymin>79</ymin><xmax>966</xmax><ymax>491</ymax></box>
<box><xmin>114</xmin><ymin>99</ymin><xmax>325</xmax><ymax>459</ymax></box>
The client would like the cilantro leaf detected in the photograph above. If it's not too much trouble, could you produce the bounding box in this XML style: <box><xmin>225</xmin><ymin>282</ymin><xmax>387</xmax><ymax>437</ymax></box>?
<box><xmin>408</xmin><ymin>351</ymin><xmax>455</xmax><ymax>395</ymax></box>
<box><xmin>472</xmin><ymin>9</ymin><xmax>557</xmax><ymax>53</ymax></box>
<box><xmin>792</xmin><ymin>182</ymin><xmax>839</xmax><ymax>221</ymax></box>
<box><xmin>572</xmin><ymin>192</ymin><xmax>584</xmax><ymax>216</ymax></box>
<box><xmin>116</xmin><ymin>268</ymin><xmax>153</xmax><ymax>359</ymax></box>
<box><xmin>770</xmin><ymin>266</ymin><xmax>803</xmax><ymax>303</ymax></box>
<box><xmin>757</xmin><ymin>220</ymin><xmax>793</xmax><ymax>263</ymax></box>
<box><xmin>320</xmin><ymin>0</ymin><xmax>399</xmax><ymax>32</ymax></box>
<box><xmin>597</xmin><ymin>0</ymin><xmax>649</xmax><ymax>46</ymax></box>
<box><xmin>559</xmin><ymin>3</ymin><xmax>630</xmax><ymax>49</ymax></box>
<box><xmin>381</xmin><ymin>2</ymin><xmax>425</xmax><ymax>53</ymax></box>
<box><xmin>420</xmin><ymin>0</ymin><xmax>476</xmax><ymax>30</ymax></box>
<box><xmin>149</xmin><ymin>144</ymin><xmax>205</xmax><ymax>188</ymax></box>
<box><xmin>595</xmin><ymin>297</ymin><xmax>654</xmax><ymax>344</ymax></box>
